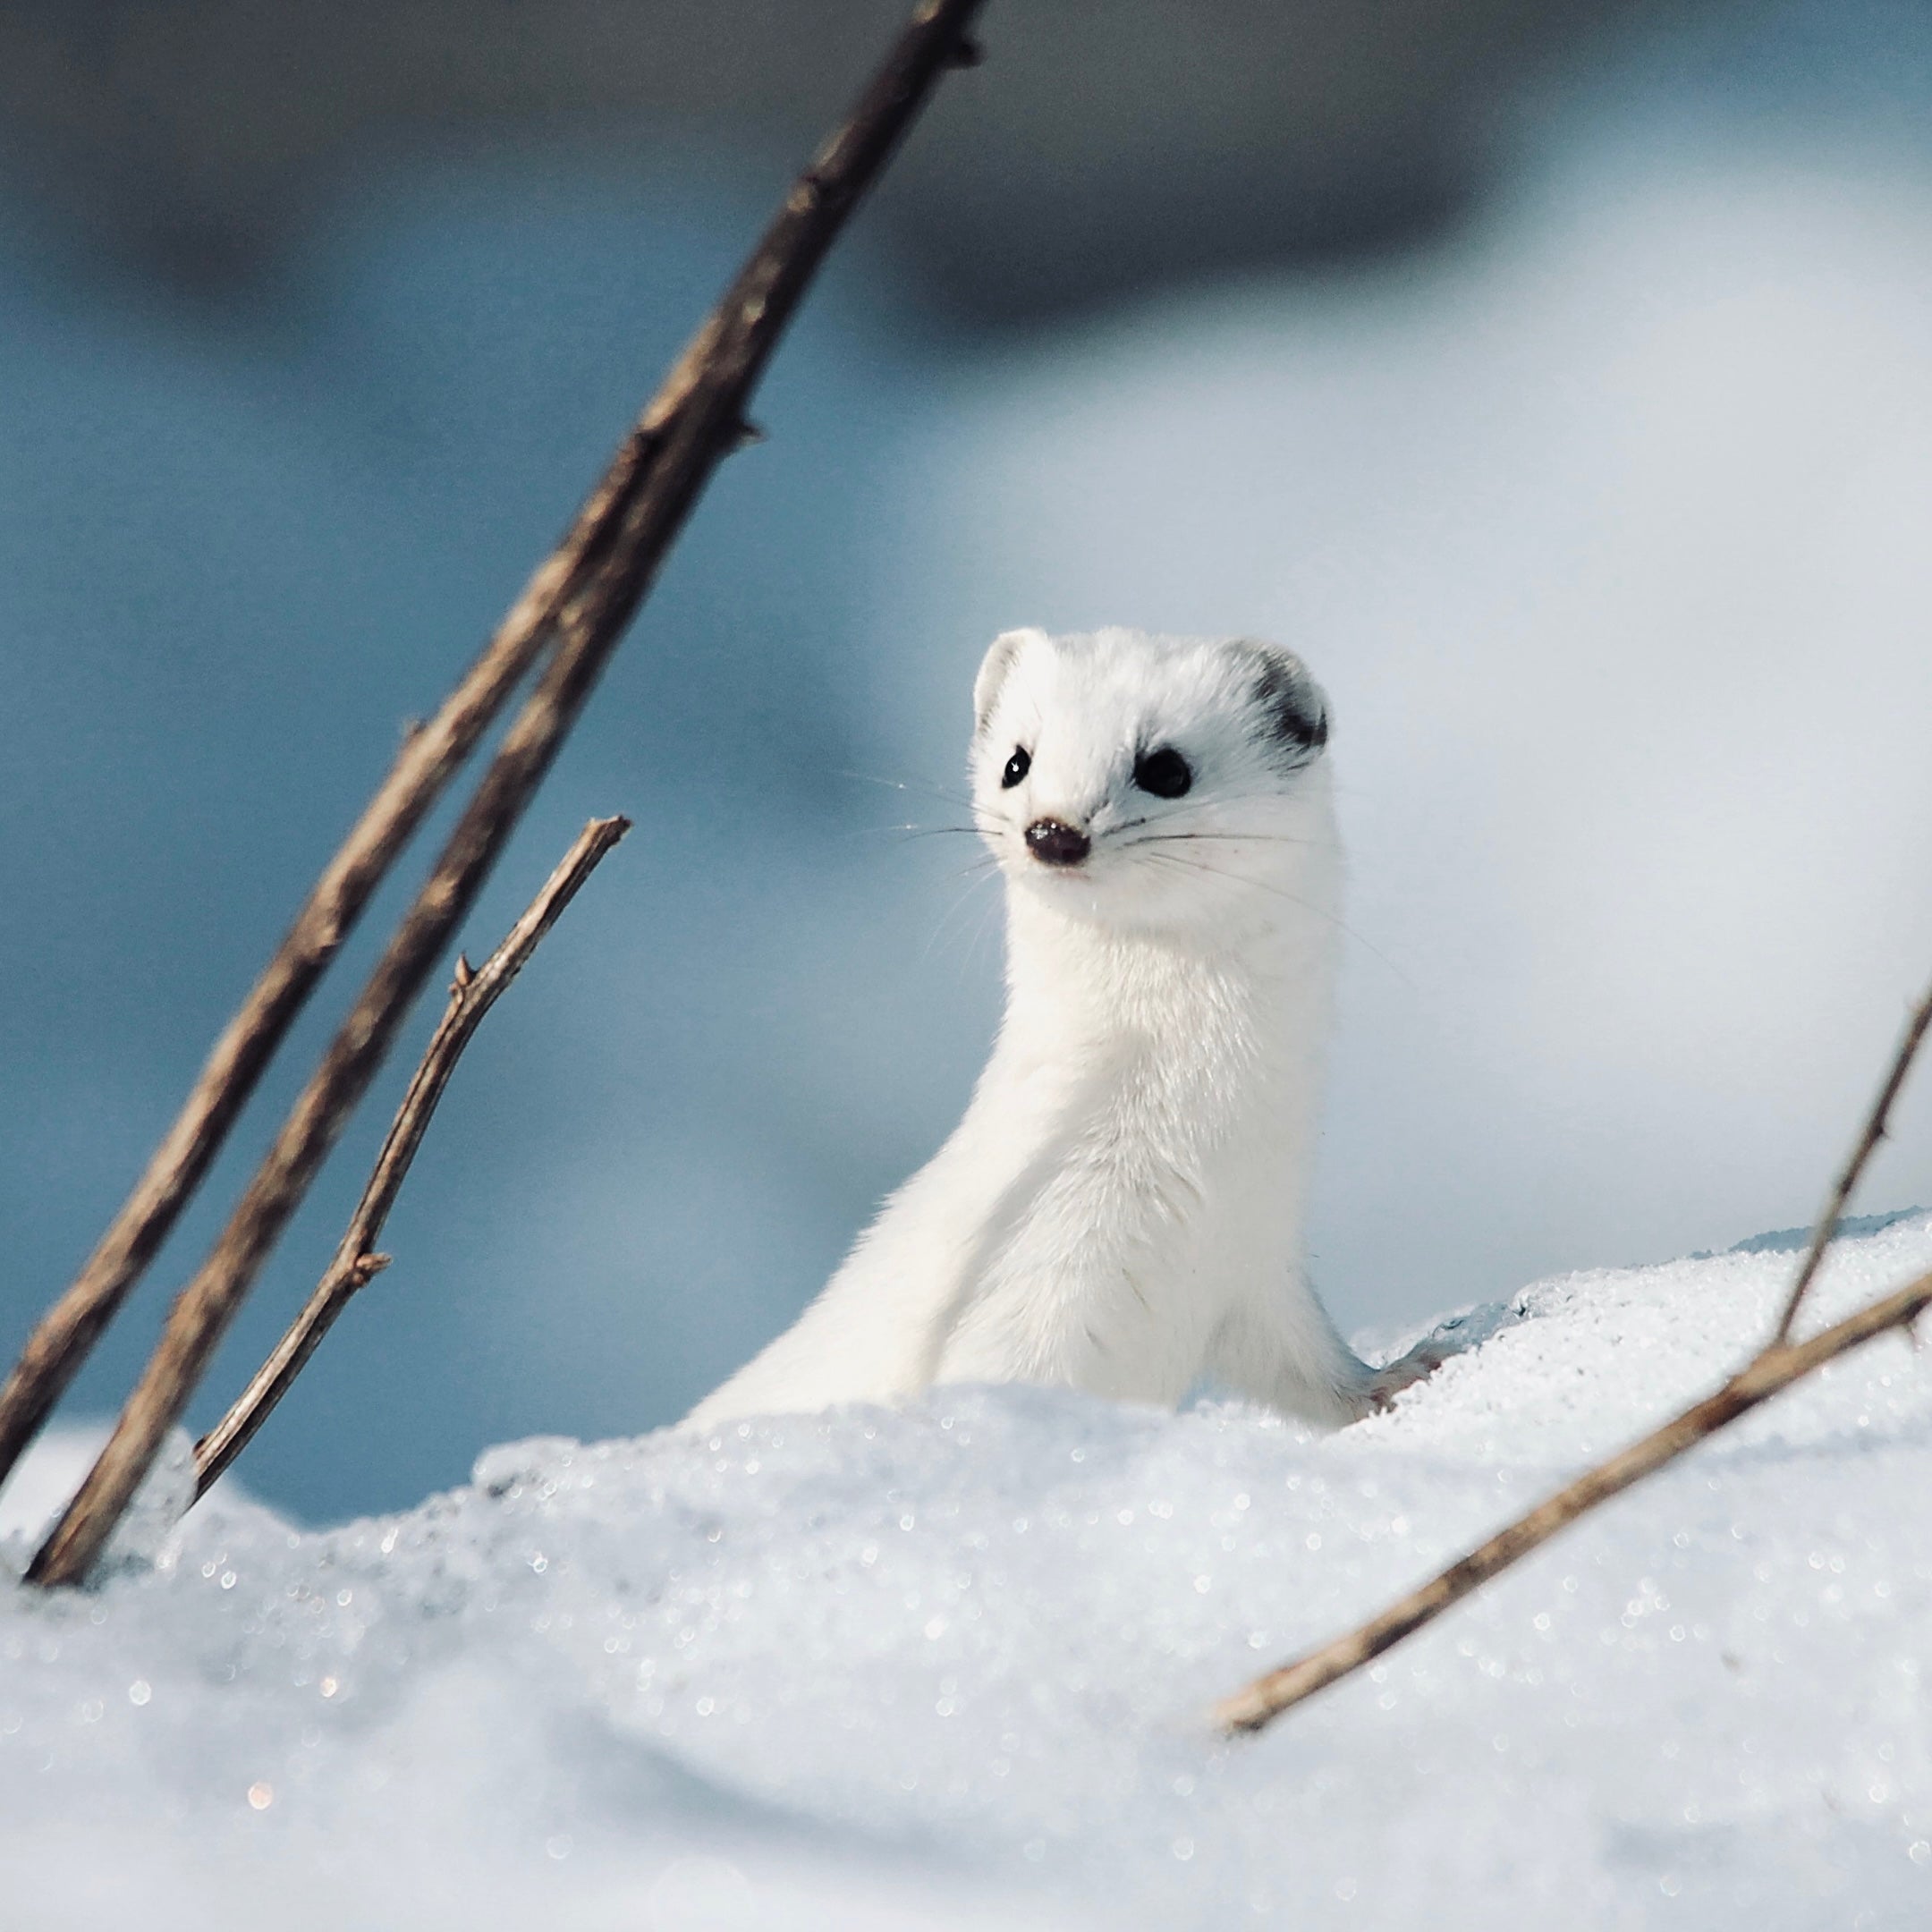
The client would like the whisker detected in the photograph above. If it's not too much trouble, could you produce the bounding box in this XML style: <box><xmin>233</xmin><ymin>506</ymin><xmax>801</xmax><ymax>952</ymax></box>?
<box><xmin>963</xmin><ymin>877</ymin><xmax>1004</xmax><ymax>977</ymax></box>
<box><xmin>1137</xmin><ymin>847</ymin><xmax>1308</xmax><ymax>905</ymax></box>
<box><xmin>837</xmin><ymin>768</ymin><xmax>977</xmax><ymax>812</ymax></box>
<box><xmin>1112</xmin><ymin>829</ymin><xmax>1325</xmax><ymax>851</ymax></box>
<box><xmin>924</xmin><ymin>860</ymin><xmax>1002</xmax><ymax>967</ymax></box>
<box><xmin>1133</xmin><ymin>850</ymin><xmax>1414</xmax><ymax>987</ymax></box>
<box><xmin>1113</xmin><ymin>786</ymin><xmax>1316</xmax><ymax>826</ymax></box>
<box><xmin>840</xmin><ymin>816</ymin><xmax>997</xmax><ymax>844</ymax></box>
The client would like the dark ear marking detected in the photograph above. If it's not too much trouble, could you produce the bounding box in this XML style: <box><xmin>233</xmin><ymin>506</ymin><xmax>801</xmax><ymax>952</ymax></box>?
<box><xmin>1241</xmin><ymin>641</ymin><xmax>1329</xmax><ymax>762</ymax></box>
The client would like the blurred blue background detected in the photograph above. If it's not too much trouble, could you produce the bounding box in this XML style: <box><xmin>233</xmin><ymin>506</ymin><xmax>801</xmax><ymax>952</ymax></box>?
<box><xmin>4</xmin><ymin>0</ymin><xmax>1932</xmax><ymax>1524</ymax></box>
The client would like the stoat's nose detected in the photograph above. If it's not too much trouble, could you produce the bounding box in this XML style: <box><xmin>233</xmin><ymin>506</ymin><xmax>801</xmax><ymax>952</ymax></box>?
<box><xmin>1025</xmin><ymin>818</ymin><xmax>1091</xmax><ymax>867</ymax></box>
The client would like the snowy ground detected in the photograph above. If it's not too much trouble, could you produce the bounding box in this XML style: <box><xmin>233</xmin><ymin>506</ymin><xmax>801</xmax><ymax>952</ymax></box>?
<box><xmin>7</xmin><ymin>1215</ymin><xmax>1932</xmax><ymax>1930</ymax></box>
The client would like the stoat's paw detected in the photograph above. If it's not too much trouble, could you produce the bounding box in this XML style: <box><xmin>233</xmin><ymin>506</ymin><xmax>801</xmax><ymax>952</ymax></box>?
<box><xmin>1357</xmin><ymin>1331</ymin><xmax>1467</xmax><ymax>1416</ymax></box>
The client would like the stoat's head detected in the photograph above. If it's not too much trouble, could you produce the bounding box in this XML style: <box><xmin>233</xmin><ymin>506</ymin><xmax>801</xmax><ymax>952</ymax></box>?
<box><xmin>970</xmin><ymin>626</ymin><xmax>1335</xmax><ymax>934</ymax></box>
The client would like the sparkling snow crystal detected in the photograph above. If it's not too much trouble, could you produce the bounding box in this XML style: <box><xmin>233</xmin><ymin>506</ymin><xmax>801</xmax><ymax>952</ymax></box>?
<box><xmin>6</xmin><ymin>1217</ymin><xmax>1932</xmax><ymax>1928</ymax></box>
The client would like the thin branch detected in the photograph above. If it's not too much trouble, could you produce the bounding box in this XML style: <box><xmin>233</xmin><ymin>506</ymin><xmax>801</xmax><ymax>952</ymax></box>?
<box><xmin>1216</xmin><ymin>960</ymin><xmax>1932</xmax><ymax>1733</ymax></box>
<box><xmin>0</xmin><ymin>265</ymin><xmax>718</xmax><ymax>1505</ymax></box>
<box><xmin>24</xmin><ymin>0</ymin><xmax>986</xmax><ymax>1587</ymax></box>
<box><xmin>192</xmin><ymin>816</ymin><xmax>629</xmax><ymax>1499</ymax></box>
<box><xmin>0</xmin><ymin>630</ymin><xmax>548</xmax><ymax>1496</ymax></box>
<box><xmin>1215</xmin><ymin>1265</ymin><xmax>1932</xmax><ymax>1734</ymax></box>
<box><xmin>1771</xmin><ymin>976</ymin><xmax>1932</xmax><ymax>1342</ymax></box>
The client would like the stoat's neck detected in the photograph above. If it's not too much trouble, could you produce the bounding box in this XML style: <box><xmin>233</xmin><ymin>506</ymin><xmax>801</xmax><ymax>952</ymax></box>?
<box><xmin>994</xmin><ymin>886</ymin><xmax>1334</xmax><ymax>1096</ymax></box>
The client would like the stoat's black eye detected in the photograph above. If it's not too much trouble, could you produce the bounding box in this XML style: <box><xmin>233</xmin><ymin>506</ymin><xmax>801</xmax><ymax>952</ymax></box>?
<box><xmin>1132</xmin><ymin>746</ymin><xmax>1191</xmax><ymax>799</ymax></box>
<box><xmin>1001</xmin><ymin>747</ymin><xmax>1031</xmax><ymax>789</ymax></box>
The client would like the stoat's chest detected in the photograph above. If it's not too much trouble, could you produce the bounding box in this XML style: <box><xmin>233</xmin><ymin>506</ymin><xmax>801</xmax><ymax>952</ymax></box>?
<box><xmin>936</xmin><ymin>990</ymin><xmax>1316</xmax><ymax>1395</ymax></box>
<box><xmin>987</xmin><ymin>954</ymin><xmax>1318</xmax><ymax>1276</ymax></box>
<box><xmin>1087</xmin><ymin>1004</ymin><xmax>1303</xmax><ymax>1214</ymax></box>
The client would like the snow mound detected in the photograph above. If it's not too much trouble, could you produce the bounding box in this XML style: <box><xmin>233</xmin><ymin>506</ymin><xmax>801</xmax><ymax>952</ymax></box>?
<box><xmin>7</xmin><ymin>1216</ymin><xmax>1932</xmax><ymax>1928</ymax></box>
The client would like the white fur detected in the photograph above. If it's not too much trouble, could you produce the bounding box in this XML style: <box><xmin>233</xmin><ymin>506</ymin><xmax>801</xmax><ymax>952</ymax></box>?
<box><xmin>686</xmin><ymin>626</ymin><xmax>1411</xmax><ymax>1433</ymax></box>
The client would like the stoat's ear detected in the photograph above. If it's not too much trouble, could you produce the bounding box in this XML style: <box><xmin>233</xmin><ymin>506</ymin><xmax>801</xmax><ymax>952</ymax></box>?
<box><xmin>973</xmin><ymin>627</ymin><xmax>1046</xmax><ymax>734</ymax></box>
<box><xmin>1234</xmin><ymin>639</ymin><xmax>1329</xmax><ymax>760</ymax></box>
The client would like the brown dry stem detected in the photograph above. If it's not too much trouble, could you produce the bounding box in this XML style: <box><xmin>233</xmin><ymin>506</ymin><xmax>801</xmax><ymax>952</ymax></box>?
<box><xmin>192</xmin><ymin>817</ymin><xmax>629</xmax><ymax>1499</ymax></box>
<box><xmin>1214</xmin><ymin>1267</ymin><xmax>1932</xmax><ymax>1733</ymax></box>
<box><xmin>23</xmin><ymin>0</ymin><xmax>986</xmax><ymax>1586</ymax></box>
<box><xmin>1770</xmin><ymin>978</ymin><xmax>1932</xmax><ymax>1342</ymax></box>
<box><xmin>1215</xmin><ymin>970</ymin><xmax>1932</xmax><ymax>1735</ymax></box>
<box><xmin>0</xmin><ymin>579</ymin><xmax>555</xmax><ymax>1493</ymax></box>
<box><xmin>0</xmin><ymin>220</ymin><xmax>708</xmax><ymax>1500</ymax></box>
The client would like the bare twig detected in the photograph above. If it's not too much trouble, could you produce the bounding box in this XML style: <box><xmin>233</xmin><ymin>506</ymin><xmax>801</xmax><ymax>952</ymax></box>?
<box><xmin>1215</xmin><ymin>972</ymin><xmax>1932</xmax><ymax>1734</ymax></box>
<box><xmin>1215</xmin><ymin>1264</ymin><xmax>1932</xmax><ymax>1733</ymax></box>
<box><xmin>0</xmin><ymin>621</ymin><xmax>547</xmax><ymax>1495</ymax></box>
<box><xmin>0</xmin><ymin>268</ymin><xmax>704</xmax><ymax>1505</ymax></box>
<box><xmin>24</xmin><ymin>0</ymin><xmax>986</xmax><ymax>1587</ymax></box>
<box><xmin>192</xmin><ymin>817</ymin><xmax>629</xmax><ymax>1499</ymax></box>
<box><xmin>1771</xmin><ymin>976</ymin><xmax>1932</xmax><ymax>1342</ymax></box>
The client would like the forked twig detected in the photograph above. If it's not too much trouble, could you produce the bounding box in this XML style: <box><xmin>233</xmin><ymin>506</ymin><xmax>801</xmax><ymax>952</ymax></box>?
<box><xmin>0</xmin><ymin>250</ymin><xmax>682</xmax><ymax>1505</ymax></box>
<box><xmin>0</xmin><ymin>586</ymin><xmax>555</xmax><ymax>1496</ymax></box>
<box><xmin>1215</xmin><ymin>1267</ymin><xmax>1932</xmax><ymax>1733</ymax></box>
<box><xmin>1215</xmin><ymin>972</ymin><xmax>1932</xmax><ymax>1734</ymax></box>
<box><xmin>192</xmin><ymin>817</ymin><xmax>629</xmax><ymax>1499</ymax></box>
<box><xmin>23</xmin><ymin>0</ymin><xmax>987</xmax><ymax>1587</ymax></box>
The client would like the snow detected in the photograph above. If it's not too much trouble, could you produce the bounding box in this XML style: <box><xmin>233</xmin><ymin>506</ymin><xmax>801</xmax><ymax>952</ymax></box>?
<box><xmin>8</xmin><ymin>1215</ymin><xmax>1932</xmax><ymax>1928</ymax></box>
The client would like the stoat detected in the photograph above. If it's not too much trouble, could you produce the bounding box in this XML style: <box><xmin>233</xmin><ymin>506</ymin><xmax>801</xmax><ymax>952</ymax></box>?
<box><xmin>687</xmin><ymin>626</ymin><xmax>1444</xmax><ymax>1432</ymax></box>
